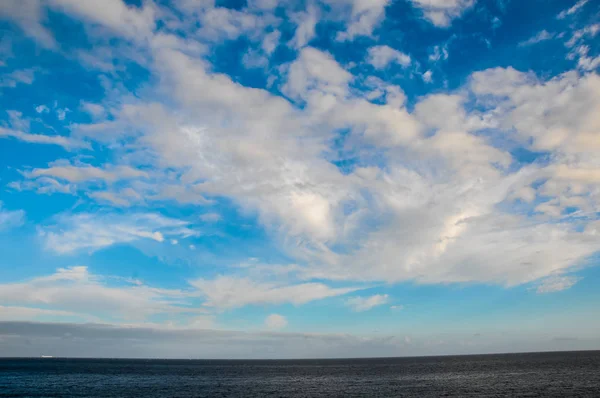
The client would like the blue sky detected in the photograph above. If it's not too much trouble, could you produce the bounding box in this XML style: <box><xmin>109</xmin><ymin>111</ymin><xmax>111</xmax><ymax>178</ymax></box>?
<box><xmin>0</xmin><ymin>0</ymin><xmax>599</xmax><ymax>358</ymax></box>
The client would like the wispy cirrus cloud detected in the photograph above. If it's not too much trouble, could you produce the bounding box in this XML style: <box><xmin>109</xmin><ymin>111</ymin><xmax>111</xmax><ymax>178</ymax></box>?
<box><xmin>535</xmin><ymin>276</ymin><xmax>581</xmax><ymax>294</ymax></box>
<box><xmin>346</xmin><ymin>294</ymin><xmax>389</xmax><ymax>312</ymax></box>
<box><xmin>557</xmin><ymin>0</ymin><xmax>589</xmax><ymax>19</ymax></box>
<box><xmin>0</xmin><ymin>203</ymin><xmax>25</xmax><ymax>231</ymax></box>
<box><xmin>0</xmin><ymin>266</ymin><xmax>204</xmax><ymax>323</ymax></box>
<box><xmin>26</xmin><ymin>163</ymin><xmax>147</xmax><ymax>183</ymax></box>
<box><xmin>190</xmin><ymin>275</ymin><xmax>362</xmax><ymax>309</ymax></box>
<box><xmin>0</xmin><ymin>126</ymin><xmax>89</xmax><ymax>150</ymax></box>
<box><xmin>519</xmin><ymin>30</ymin><xmax>555</xmax><ymax>47</ymax></box>
<box><xmin>41</xmin><ymin>212</ymin><xmax>198</xmax><ymax>254</ymax></box>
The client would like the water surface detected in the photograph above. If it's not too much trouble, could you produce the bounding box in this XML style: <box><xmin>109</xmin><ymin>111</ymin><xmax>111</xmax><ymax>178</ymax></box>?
<box><xmin>1</xmin><ymin>351</ymin><xmax>599</xmax><ymax>397</ymax></box>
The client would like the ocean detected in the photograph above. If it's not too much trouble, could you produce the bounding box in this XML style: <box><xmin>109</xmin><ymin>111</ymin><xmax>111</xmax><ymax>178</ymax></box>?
<box><xmin>1</xmin><ymin>351</ymin><xmax>599</xmax><ymax>397</ymax></box>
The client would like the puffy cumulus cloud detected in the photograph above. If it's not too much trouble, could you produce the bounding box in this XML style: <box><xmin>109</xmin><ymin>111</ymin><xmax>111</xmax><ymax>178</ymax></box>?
<box><xmin>414</xmin><ymin>94</ymin><xmax>492</xmax><ymax>133</ymax></box>
<box><xmin>299</xmin><ymin>172</ymin><xmax>597</xmax><ymax>286</ymax></box>
<box><xmin>332</xmin><ymin>0</ymin><xmax>391</xmax><ymax>41</ymax></box>
<box><xmin>422</xmin><ymin>70</ymin><xmax>433</xmax><ymax>83</ymax></box>
<box><xmin>470</xmin><ymin>69</ymin><xmax>600</xmax><ymax>155</ymax></box>
<box><xmin>41</xmin><ymin>212</ymin><xmax>198</xmax><ymax>254</ymax></box>
<box><xmin>283</xmin><ymin>47</ymin><xmax>353</xmax><ymax>100</ymax></box>
<box><xmin>0</xmin><ymin>266</ymin><xmax>202</xmax><ymax>323</ymax></box>
<box><xmin>469</xmin><ymin>68</ymin><xmax>600</xmax><ymax>219</ymax></box>
<box><xmin>346</xmin><ymin>294</ymin><xmax>389</xmax><ymax>311</ymax></box>
<box><xmin>288</xmin><ymin>5</ymin><xmax>318</xmax><ymax>49</ymax></box>
<box><xmin>283</xmin><ymin>47</ymin><xmax>420</xmax><ymax>147</ymax></box>
<box><xmin>409</xmin><ymin>0</ymin><xmax>476</xmax><ymax>27</ymax></box>
<box><xmin>57</xmin><ymin>30</ymin><xmax>598</xmax><ymax>291</ymax></box>
<box><xmin>144</xmin><ymin>48</ymin><xmax>351</xmax><ymax>245</ymax></box>
<box><xmin>366</xmin><ymin>45</ymin><xmax>412</xmax><ymax>69</ymax></box>
<box><xmin>190</xmin><ymin>275</ymin><xmax>361</xmax><ymax>309</ymax></box>
<box><xmin>261</xmin><ymin>29</ymin><xmax>281</xmax><ymax>55</ymax></box>
<box><xmin>265</xmin><ymin>313</ymin><xmax>288</xmax><ymax>330</ymax></box>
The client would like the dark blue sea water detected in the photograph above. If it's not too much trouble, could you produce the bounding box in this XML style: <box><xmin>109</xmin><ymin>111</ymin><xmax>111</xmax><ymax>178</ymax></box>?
<box><xmin>1</xmin><ymin>351</ymin><xmax>599</xmax><ymax>397</ymax></box>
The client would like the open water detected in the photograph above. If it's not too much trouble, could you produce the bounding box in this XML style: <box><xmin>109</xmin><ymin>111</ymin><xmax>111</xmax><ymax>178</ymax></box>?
<box><xmin>1</xmin><ymin>351</ymin><xmax>599</xmax><ymax>397</ymax></box>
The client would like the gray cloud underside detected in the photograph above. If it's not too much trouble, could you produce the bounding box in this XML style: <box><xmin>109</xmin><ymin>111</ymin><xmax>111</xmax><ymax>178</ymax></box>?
<box><xmin>1</xmin><ymin>322</ymin><xmax>599</xmax><ymax>359</ymax></box>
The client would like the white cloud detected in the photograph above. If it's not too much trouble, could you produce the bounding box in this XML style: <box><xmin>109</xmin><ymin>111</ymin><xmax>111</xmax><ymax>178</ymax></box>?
<box><xmin>429</xmin><ymin>44</ymin><xmax>449</xmax><ymax>62</ymax></box>
<box><xmin>422</xmin><ymin>70</ymin><xmax>433</xmax><ymax>83</ymax></box>
<box><xmin>190</xmin><ymin>275</ymin><xmax>361</xmax><ymax>309</ymax></box>
<box><xmin>35</xmin><ymin>105</ymin><xmax>50</xmax><ymax>114</ymax></box>
<box><xmin>470</xmin><ymin>68</ymin><xmax>600</xmax><ymax>156</ymax></box>
<box><xmin>242</xmin><ymin>50</ymin><xmax>269</xmax><ymax>69</ymax></box>
<box><xmin>284</xmin><ymin>47</ymin><xmax>352</xmax><ymax>100</ymax></box>
<box><xmin>519</xmin><ymin>30</ymin><xmax>555</xmax><ymax>47</ymax></box>
<box><xmin>289</xmin><ymin>6</ymin><xmax>318</xmax><ymax>49</ymax></box>
<box><xmin>27</xmin><ymin>164</ymin><xmax>147</xmax><ymax>183</ymax></box>
<box><xmin>346</xmin><ymin>294</ymin><xmax>389</xmax><ymax>311</ymax></box>
<box><xmin>262</xmin><ymin>29</ymin><xmax>281</xmax><ymax>55</ymax></box>
<box><xmin>200</xmin><ymin>213</ymin><xmax>221</xmax><ymax>223</ymax></box>
<box><xmin>334</xmin><ymin>0</ymin><xmax>390</xmax><ymax>41</ymax></box>
<box><xmin>0</xmin><ymin>68</ymin><xmax>36</xmax><ymax>87</ymax></box>
<box><xmin>410</xmin><ymin>0</ymin><xmax>476</xmax><ymax>27</ymax></box>
<box><xmin>414</xmin><ymin>93</ymin><xmax>492</xmax><ymax>133</ymax></box>
<box><xmin>575</xmin><ymin>45</ymin><xmax>600</xmax><ymax>71</ymax></box>
<box><xmin>0</xmin><ymin>0</ymin><xmax>56</xmax><ymax>48</ymax></box>
<box><xmin>49</xmin><ymin>0</ymin><xmax>156</xmax><ymax>41</ymax></box>
<box><xmin>88</xmin><ymin>191</ymin><xmax>132</xmax><ymax>207</ymax></box>
<box><xmin>41</xmin><ymin>212</ymin><xmax>197</xmax><ymax>254</ymax></box>
<box><xmin>265</xmin><ymin>313</ymin><xmax>287</xmax><ymax>330</ymax></box>
<box><xmin>0</xmin><ymin>266</ymin><xmax>199</xmax><ymax>323</ymax></box>
<box><xmin>0</xmin><ymin>204</ymin><xmax>25</xmax><ymax>231</ymax></box>
<box><xmin>11</xmin><ymin>3</ymin><xmax>596</xmax><ymax>298</ymax></box>
<box><xmin>0</xmin><ymin>127</ymin><xmax>89</xmax><ymax>150</ymax></box>
<box><xmin>248</xmin><ymin>0</ymin><xmax>279</xmax><ymax>11</ymax></box>
<box><xmin>535</xmin><ymin>276</ymin><xmax>581</xmax><ymax>294</ymax></box>
<box><xmin>81</xmin><ymin>102</ymin><xmax>106</xmax><ymax>118</ymax></box>
<box><xmin>566</xmin><ymin>24</ymin><xmax>599</xmax><ymax>48</ymax></box>
<box><xmin>557</xmin><ymin>0</ymin><xmax>588</xmax><ymax>19</ymax></box>
<box><xmin>9</xmin><ymin>177</ymin><xmax>74</xmax><ymax>195</ymax></box>
<box><xmin>106</xmin><ymin>41</ymin><xmax>597</xmax><ymax>292</ymax></box>
<box><xmin>367</xmin><ymin>45</ymin><xmax>412</xmax><ymax>69</ymax></box>
<box><xmin>56</xmin><ymin>108</ymin><xmax>69</xmax><ymax>120</ymax></box>
<box><xmin>0</xmin><ymin>306</ymin><xmax>82</xmax><ymax>321</ymax></box>
<box><xmin>196</xmin><ymin>6</ymin><xmax>273</xmax><ymax>42</ymax></box>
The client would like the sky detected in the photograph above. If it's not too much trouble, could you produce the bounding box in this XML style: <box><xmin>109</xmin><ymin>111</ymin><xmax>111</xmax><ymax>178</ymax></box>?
<box><xmin>0</xmin><ymin>0</ymin><xmax>599</xmax><ymax>359</ymax></box>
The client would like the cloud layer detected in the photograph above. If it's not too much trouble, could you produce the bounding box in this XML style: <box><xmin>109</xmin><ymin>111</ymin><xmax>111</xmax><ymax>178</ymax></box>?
<box><xmin>0</xmin><ymin>0</ymin><xmax>598</xmax><ymax>356</ymax></box>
